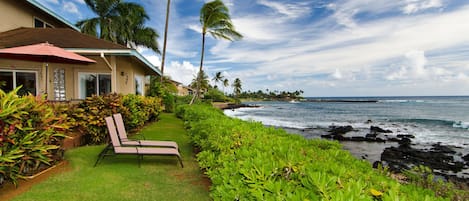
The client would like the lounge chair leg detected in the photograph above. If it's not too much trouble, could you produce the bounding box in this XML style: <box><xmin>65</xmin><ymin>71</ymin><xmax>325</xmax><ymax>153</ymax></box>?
<box><xmin>177</xmin><ymin>156</ymin><xmax>184</xmax><ymax>168</ymax></box>
<box><xmin>138</xmin><ymin>155</ymin><xmax>143</xmax><ymax>167</ymax></box>
<box><xmin>94</xmin><ymin>144</ymin><xmax>112</xmax><ymax>167</ymax></box>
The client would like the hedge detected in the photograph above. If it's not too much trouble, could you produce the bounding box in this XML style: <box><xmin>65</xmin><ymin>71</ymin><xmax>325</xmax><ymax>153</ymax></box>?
<box><xmin>177</xmin><ymin>104</ymin><xmax>447</xmax><ymax>200</ymax></box>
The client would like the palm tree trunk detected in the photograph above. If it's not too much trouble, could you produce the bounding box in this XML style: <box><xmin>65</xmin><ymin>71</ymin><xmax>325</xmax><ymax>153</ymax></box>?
<box><xmin>190</xmin><ymin>32</ymin><xmax>206</xmax><ymax>105</ymax></box>
<box><xmin>160</xmin><ymin>0</ymin><xmax>171</xmax><ymax>83</ymax></box>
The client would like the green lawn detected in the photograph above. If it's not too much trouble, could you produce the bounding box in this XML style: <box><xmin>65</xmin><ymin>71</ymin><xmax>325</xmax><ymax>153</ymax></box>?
<box><xmin>11</xmin><ymin>113</ymin><xmax>210</xmax><ymax>201</ymax></box>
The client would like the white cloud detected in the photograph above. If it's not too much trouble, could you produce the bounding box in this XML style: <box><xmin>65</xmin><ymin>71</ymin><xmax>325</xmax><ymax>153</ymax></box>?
<box><xmin>74</xmin><ymin>0</ymin><xmax>85</xmax><ymax>5</ymax></box>
<box><xmin>257</xmin><ymin>0</ymin><xmax>311</xmax><ymax>20</ymax></box>
<box><xmin>165</xmin><ymin>61</ymin><xmax>198</xmax><ymax>86</ymax></box>
<box><xmin>331</xmin><ymin>69</ymin><xmax>343</xmax><ymax>80</ymax></box>
<box><xmin>402</xmin><ymin>0</ymin><xmax>443</xmax><ymax>14</ymax></box>
<box><xmin>145</xmin><ymin>55</ymin><xmax>161</xmax><ymax>67</ymax></box>
<box><xmin>63</xmin><ymin>2</ymin><xmax>79</xmax><ymax>15</ymax></box>
<box><xmin>42</xmin><ymin>0</ymin><xmax>59</xmax><ymax>4</ymax></box>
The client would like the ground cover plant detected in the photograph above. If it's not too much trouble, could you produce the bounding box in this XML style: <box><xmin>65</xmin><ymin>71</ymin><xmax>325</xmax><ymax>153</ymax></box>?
<box><xmin>7</xmin><ymin>113</ymin><xmax>210</xmax><ymax>201</ymax></box>
<box><xmin>177</xmin><ymin>104</ymin><xmax>455</xmax><ymax>200</ymax></box>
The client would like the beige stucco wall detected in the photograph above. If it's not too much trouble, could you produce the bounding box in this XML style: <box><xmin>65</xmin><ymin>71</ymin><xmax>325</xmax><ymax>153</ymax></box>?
<box><xmin>0</xmin><ymin>58</ymin><xmax>45</xmax><ymax>94</ymax></box>
<box><xmin>0</xmin><ymin>0</ymin><xmax>72</xmax><ymax>32</ymax></box>
<box><xmin>1</xmin><ymin>55</ymin><xmax>152</xmax><ymax>100</ymax></box>
<box><xmin>115</xmin><ymin>57</ymin><xmax>148</xmax><ymax>96</ymax></box>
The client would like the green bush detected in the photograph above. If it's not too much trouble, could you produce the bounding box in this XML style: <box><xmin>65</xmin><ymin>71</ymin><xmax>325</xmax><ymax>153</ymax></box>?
<box><xmin>122</xmin><ymin>94</ymin><xmax>163</xmax><ymax>130</ymax></box>
<box><xmin>75</xmin><ymin>93</ymin><xmax>163</xmax><ymax>144</ymax></box>
<box><xmin>162</xmin><ymin>93</ymin><xmax>175</xmax><ymax>113</ymax></box>
<box><xmin>179</xmin><ymin>104</ymin><xmax>449</xmax><ymax>200</ymax></box>
<box><xmin>203</xmin><ymin>88</ymin><xmax>227</xmax><ymax>102</ymax></box>
<box><xmin>0</xmin><ymin>88</ymin><xmax>65</xmax><ymax>186</ymax></box>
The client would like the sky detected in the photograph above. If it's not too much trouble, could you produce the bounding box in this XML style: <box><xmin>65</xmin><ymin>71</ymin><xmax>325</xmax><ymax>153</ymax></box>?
<box><xmin>37</xmin><ymin>0</ymin><xmax>469</xmax><ymax>97</ymax></box>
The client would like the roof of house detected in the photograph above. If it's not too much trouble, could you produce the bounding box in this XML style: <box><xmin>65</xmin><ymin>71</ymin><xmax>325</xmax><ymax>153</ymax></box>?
<box><xmin>0</xmin><ymin>27</ymin><xmax>128</xmax><ymax>49</ymax></box>
<box><xmin>26</xmin><ymin>0</ymin><xmax>80</xmax><ymax>31</ymax></box>
<box><xmin>0</xmin><ymin>28</ymin><xmax>160</xmax><ymax>75</ymax></box>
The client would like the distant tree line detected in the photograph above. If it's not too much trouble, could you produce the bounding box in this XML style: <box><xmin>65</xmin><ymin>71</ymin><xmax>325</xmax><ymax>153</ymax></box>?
<box><xmin>237</xmin><ymin>89</ymin><xmax>304</xmax><ymax>100</ymax></box>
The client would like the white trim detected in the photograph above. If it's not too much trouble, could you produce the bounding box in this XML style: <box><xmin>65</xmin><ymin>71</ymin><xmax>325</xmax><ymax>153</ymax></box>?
<box><xmin>26</xmin><ymin>0</ymin><xmax>80</xmax><ymax>31</ymax></box>
<box><xmin>77</xmin><ymin>72</ymin><xmax>111</xmax><ymax>99</ymax></box>
<box><xmin>65</xmin><ymin>48</ymin><xmax>161</xmax><ymax>75</ymax></box>
<box><xmin>33</xmin><ymin>16</ymin><xmax>54</xmax><ymax>28</ymax></box>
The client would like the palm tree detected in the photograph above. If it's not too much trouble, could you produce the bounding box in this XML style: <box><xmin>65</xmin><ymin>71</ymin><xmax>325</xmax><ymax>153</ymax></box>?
<box><xmin>212</xmin><ymin>71</ymin><xmax>224</xmax><ymax>89</ymax></box>
<box><xmin>190</xmin><ymin>0</ymin><xmax>243</xmax><ymax>104</ymax></box>
<box><xmin>77</xmin><ymin>0</ymin><xmax>160</xmax><ymax>54</ymax></box>
<box><xmin>232</xmin><ymin>78</ymin><xmax>242</xmax><ymax>97</ymax></box>
<box><xmin>160</xmin><ymin>0</ymin><xmax>171</xmax><ymax>82</ymax></box>
<box><xmin>190</xmin><ymin>70</ymin><xmax>210</xmax><ymax>96</ymax></box>
<box><xmin>223</xmin><ymin>78</ymin><xmax>229</xmax><ymax>95</ymax></box>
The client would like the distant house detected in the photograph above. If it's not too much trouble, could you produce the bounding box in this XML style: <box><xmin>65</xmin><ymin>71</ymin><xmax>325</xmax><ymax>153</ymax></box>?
<box><xmin>0</xmin><ymin>0</ymin><xmax>160</xmax><ymax>100</ymax></box>
<box><xmin>168</xmin><ymin>80</ymin><xmax>193</xmax><ymax>96</ymax></box>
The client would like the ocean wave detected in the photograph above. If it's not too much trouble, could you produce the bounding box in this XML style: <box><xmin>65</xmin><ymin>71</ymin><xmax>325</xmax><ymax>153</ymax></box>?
<box><xmin>378</xmin><ymin>99</ymin><xmax>425</xmax><ymax>103</ymax></box>
<box><xmin>392</xmin><ymin>118</ymin><xmax>469</xmax><ymax>130</ymax></box>
<box><xmin>453</xmin><ymin>121</ymin><xmax>469</xmax><ymax>129</ymax></box>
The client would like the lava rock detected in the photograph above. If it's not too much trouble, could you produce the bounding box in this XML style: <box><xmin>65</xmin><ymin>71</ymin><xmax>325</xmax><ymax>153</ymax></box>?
<box><xmin>397</xmin><ymin>134</ymin><xmax>415</xmax><ymax>138</ymax></box>
<box><xmin>370</xmin><ymin>126</ymin><xmax>393</xmax><ymax>133</ymax></box>
<box><xmin>381</xmin><ymin>145</ymin><xmax>465</xmax><ymax>174</ymax></box>
<box><xmin>328</xmin><ymin>125</ymin><xmax>354</xmax><ymax>135</ymax></box>
<box><xmin>431</xmin><ymin>143</ymin><xmax>456</xmax><ymax>154</ymax></box>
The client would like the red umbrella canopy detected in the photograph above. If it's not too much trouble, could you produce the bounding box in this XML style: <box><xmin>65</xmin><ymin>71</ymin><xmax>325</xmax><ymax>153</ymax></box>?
<box><xmin>0</xmin><ymin>42</ymin><xmax>95</xmax><ymax>64</ymax></box>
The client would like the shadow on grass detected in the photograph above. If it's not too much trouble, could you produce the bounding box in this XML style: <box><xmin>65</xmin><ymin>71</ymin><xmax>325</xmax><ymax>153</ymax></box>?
<box><xmin>5</xmin><ymin>113</ymin><xmax>210</xmax><ymax>201</ymax></box>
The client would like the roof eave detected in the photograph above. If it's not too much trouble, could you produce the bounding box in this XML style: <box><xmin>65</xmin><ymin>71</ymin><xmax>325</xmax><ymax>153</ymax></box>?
<box><xmin>66</xmin><ymin>48</ymin><xmax>161</xmax><ymax>76</ymax></box>
<box><xmin>26</xmin><ymin>0</ymin><xmax>80</xmax><ymax>31</ymax></box>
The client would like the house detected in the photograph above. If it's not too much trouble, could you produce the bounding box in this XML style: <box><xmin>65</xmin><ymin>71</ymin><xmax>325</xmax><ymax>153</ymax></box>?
<box><xmin>0</xmin><ymin>0</ymin><xmax>161</xmax><ymax>100</ymax></box>
<box><xmin>168</xmin><ymin>79</ymin><xmax>193</xmax><ymax>96</ymax></box>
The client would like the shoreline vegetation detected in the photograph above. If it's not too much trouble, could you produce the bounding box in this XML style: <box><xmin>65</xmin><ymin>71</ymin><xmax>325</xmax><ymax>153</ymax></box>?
<box><xmin>179</xmin><ymin>104</ymin><xmax>469</xmax><ymax>200</ymax></box>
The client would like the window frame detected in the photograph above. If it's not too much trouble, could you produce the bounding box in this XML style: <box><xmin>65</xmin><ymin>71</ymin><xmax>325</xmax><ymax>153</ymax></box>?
<box><xmin>135</xmin><ymin>75</ymin><xmax>144</xmax><ymax>95</ymax></box>
<box><xmin>78</xmin><ymin>72</ymin><xmax>112</xmax><ymax>99</ymax></box>
<box><xmin>33</xmin><ymin>17</ymin><xmax>54</xmax><ymax>28</ymax></box>
<box><xmin>0</xmin><ymin>69</ymin><xmax>38</xmax><ymax>95</ymax></box>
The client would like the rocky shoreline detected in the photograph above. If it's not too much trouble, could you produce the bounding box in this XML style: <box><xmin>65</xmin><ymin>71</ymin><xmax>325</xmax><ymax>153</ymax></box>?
<box><xmin>222</xmin><ymin>104</ymin><xmax>469</xmax><ymax>185</ymax></box>
<box><xmin>306</xmin><ymin>124</ymin><xmax>469</xmax><ymax>185</ymax></box>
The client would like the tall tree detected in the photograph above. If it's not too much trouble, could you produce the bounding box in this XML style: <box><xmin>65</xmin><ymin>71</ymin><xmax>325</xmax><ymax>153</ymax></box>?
<box><xmin>190</xmin><ymin>0</ymin><xmax>243</xmax><ymax>104</ymax></box>
<box><xmin>190</xmin><ymin>70</ymin><xmax>210</xmax><ymax>95</ymax></box>
<box><xmin>223</xmin><ymin>78</ymin><xmax>229</xmax><ymax>95</ymax></box>
<box><xmin>160</xmin><ymin>0</ymin><xmax>171</xmax><ymax>82</ymax></box>
<box><xmin>212</xmin><ymin>71</ymin><xmax>224</xmax><ymax>89</ymax></box>
<box><xmin>232</xmin><ymin>78</ymin><xmax>242</xmax><ymax>97</ymax></box>
<box><xmin>77</xmin><ymin>0</ymin><xmax>160</xmax><ymax>54</ymax></box>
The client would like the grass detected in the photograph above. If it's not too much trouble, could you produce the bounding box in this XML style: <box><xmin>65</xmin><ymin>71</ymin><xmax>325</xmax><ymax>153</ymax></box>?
<box><xmin>10</xmin><ymin>113</ymin><xmax>210</xmax><ymax>201</ymax></box>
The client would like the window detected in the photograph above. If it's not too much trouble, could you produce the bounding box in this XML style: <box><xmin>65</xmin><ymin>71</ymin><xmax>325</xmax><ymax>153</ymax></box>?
<box><xmin>135</xmin><ymin>76</ymin><xmax>143</xmax><ymax>95</ymax></box>
<box><xmin>34</xmin><ymin>17</ymin><xmax>53</xmax><ymax>28</ymax></box>
<box><xmin>79</xmin><ymin>73</ymin><xmax>111</xmax><ymax>99</ymax></box>
<box><xmin>53</xmin><ymin>68</ymin><xmax>66</xmax><ymax>101</ymax></box>
<box><xmin>0</xmin><ymin>70</ymin><xmax>37</xmax><ymax>96</ymax></box>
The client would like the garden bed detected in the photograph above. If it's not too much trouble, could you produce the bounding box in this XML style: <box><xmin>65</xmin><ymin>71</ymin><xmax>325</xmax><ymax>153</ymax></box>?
<box><xmin>0</xmin><ymin>161</ymin><xmax>70</xmax><ymax>201</ymax></box>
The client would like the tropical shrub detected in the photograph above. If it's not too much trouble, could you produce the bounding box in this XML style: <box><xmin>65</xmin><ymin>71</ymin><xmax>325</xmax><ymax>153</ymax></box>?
<box><xmin>0</xmin><ymin>88</ymin><xmax>65</xmax><ymax>186</ymax></box>
<box><xmin>179</xmin><ymin>104</ymin><xmax>450</xmax><ymax>200</ymax></box>
<box><xmin>75</xmin><ymin>93</ymin><xmax>163</xmax><ymax>144</ymax></box>
<box><xmin>203</xmin><ymin>88</ymin><xmax>227</xmax><ymax>102</ymax></box>
<box><xmin>75</xmin><ymin>93</ymin><xmax>129</xmax><ymax>144</ymax></box>
<box><xmin>162</xmin><ymin>93</ymin><xmax>175</xmax><ymax>113</ymax></box>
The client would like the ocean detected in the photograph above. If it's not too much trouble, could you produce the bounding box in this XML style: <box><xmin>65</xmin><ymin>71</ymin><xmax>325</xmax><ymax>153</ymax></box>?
<box><xmin>224</xmin><ymin>96</ymin><xmax>469</xmax><ymax>163</ymax></box>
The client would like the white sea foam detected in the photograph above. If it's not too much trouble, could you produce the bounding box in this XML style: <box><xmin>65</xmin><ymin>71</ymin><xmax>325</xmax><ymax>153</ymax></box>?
<box><xmin>453</xmin><ymin>121</ymin><xmax>469</xmax><ymax>129</ymax></box>
<box><xmin>378</xmin><ymin>99</ymin><xmax>425</xmax><ymax>103</ymax></box>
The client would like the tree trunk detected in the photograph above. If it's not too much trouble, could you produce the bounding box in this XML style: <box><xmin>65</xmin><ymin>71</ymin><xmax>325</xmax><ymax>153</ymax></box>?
<box><xmin>160</xmin><ymin>0</ymin><xmax>171</xmax><ymax>83</ymax></box>
<box><xmin>190</xmin><ymin>32</ymin><xmax>206</xmax><ymax>105</ymax></box>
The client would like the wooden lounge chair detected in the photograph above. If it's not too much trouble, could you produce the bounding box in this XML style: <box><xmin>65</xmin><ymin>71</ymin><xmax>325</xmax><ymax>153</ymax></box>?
<box><xmin>112</xmin><ymin>113</ymin><xmax>179</xmax><ymax>150</ymax></box>
<box><xmin>94</xmin><ymin>116</ymin><xmax>183</xmax><ymax>168</ymax></box>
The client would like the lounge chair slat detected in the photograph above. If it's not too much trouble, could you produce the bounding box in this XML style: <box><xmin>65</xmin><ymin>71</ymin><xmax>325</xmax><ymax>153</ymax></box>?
<box><xmin>93</xmin><ymin>116</ymin><xmax>183</xmax><ymax>168</ymax></box>
<box><xmin>113</xmin><ymin>113</ymin><xmax>179</xmax><ymax>150</ymax></box>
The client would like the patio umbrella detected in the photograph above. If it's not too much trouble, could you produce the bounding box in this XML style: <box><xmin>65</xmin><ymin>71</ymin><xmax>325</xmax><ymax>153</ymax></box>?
<box><xmin>0</xmin><ymin>42</ymin><xmax>96</xmax><ymax>95</ymax></box>
<box><xmin>0</xmin><ymin>42</ymin><xmax>95</xmax><ymax>64</ymax></box>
